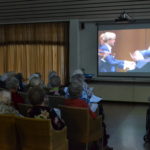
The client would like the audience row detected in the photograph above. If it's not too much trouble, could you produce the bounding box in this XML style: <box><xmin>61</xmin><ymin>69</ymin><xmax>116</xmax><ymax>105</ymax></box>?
<box><xmin>0</xmin><ymin>69</ymin><xmax>113</xmax><ymax>150</ymax></box>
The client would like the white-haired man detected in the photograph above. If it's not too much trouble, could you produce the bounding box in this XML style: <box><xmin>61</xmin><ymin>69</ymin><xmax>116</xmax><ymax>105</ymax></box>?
<box><xmin>98</xmin><ymin>32</ymin><xmax>135</xmax><ymax>72</ymax></box>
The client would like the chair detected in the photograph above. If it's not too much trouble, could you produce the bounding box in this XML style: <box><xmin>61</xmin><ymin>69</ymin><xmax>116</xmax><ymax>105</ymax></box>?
<box><xmin>18</xmin><ymin>92</ymin><xmax>30</xmax><ymax>104</ymax></box>
<box><xmin>60</xmin><ymin>105</ymin><xmax>103</xmax><ymax>150</ymax></box>
<box><xmin>17</xmin><ymin>103</ymin><xmax>32</xmax><ymax>117</ymax></box>
<box><xmin>16</xmin><ymin>116</ymin><xmax>68</xmax><ymax>150</ymax></box>
<box><xmin>0</xmin><ymin>114</ymin><xmax>17</xmax><ymax>150</ymax></box>
<box><xmin>47</xmin><ymin>96</ymin><xmax>65</xmax><ymax>108</ymax></box>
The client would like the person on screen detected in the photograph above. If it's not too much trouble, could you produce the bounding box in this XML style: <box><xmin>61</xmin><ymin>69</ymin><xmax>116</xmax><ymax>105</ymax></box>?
<box><xmin>98</xmin><ymin>32</ymin><xmax>135</xmax><ymax>72</ymax></box>
<box><xmin>130</xmin><ymin>47</ymin><xmax>150</xmax><ymax>72</ymax></box>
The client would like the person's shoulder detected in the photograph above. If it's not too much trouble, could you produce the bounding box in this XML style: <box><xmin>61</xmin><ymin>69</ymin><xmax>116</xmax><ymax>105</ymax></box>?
<box><xmin>99</xmin><ymin>44</ymin><xmax>108</xmax><ymax>51</ymax></box>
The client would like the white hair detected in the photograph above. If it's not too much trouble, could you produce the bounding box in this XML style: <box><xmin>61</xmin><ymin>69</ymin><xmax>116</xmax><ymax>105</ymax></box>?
<box><xmin>29</xmin><ymin>77</ymin><xmax>42</xmax><ymax>87</ymax></box>
<box><xmin>72</xmin><ymin>69</ymin><xmax>83</xmax><ymax>76</ymax></box>
<box><xmin>103</xmin><ymin>32</ymin><xmax>116</xmax><ymax>42</ymax></box>
<box><xmin>0</xmin><ymin>90</ymin><xmax>11</xmax><ymax>105</ymax></box>
<box><xmin>29</xmin><ymin>73</ymin><xmax>40</xmax><ymax>81</ymax></box>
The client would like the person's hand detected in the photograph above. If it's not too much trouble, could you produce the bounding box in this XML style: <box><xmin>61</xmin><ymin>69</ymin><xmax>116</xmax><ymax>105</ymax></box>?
<box><xmin>124</xmin><ymin>60</ymin><xmax>136</xmax><ymax>70</ymax></box>
<box><xmin>130</xmin><ymin>51</ymin><xmax>144</xmax><ymax>61</ymax></box>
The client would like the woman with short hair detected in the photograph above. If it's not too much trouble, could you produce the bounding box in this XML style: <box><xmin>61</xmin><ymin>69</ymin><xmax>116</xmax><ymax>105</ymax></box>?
<box><xmin>0</xmin><ymin>89</ymin><xmax>20</xmax><ymax>116</ymax></box>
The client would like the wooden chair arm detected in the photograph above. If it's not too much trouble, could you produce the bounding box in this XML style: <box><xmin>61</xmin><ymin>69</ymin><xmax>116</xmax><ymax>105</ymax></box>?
<box><xmin>89</xmin><ymin>115</ymin><xmax>103</xmax><ymax>141</ymax></box>
<box><xmin>52</xmin><ymin>127</ymin><xmax>68</xmax><ymax>149</ymax></box>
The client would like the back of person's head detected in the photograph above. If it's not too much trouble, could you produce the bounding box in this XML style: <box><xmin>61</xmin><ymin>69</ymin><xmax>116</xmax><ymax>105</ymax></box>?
<box><xmin>49</xmin><ymin>75</ymin><xmax>61</xmax><ymax>88</ymax></box>
<box><xmin>1</xmin><ymin>72</ymin><xmax>15</xmax><ymax>82</ymax></box>
<box><xmin>5</xmin><ymin>77</ymin><xmax>19</xmax><ymax>90</ymax></box>
<box><xmin>48</xmin><ymin>71</ymin><xmax>57</xmax><ymax>81</ymax></box>
<box><xmin>103</xmin><ymin>32</ymin><xmax>116</xmax><ymax>42</ymax></box>
<box><xmin>28</xmin><ymin>73</ymin><xmax>40</xmax><ymax>81</ymax></box>
<box><xmin>15</xmin><ymin>73</ymin><xmax>23</xmax><ymax>81</ymax></box>
<box><xmin>71</xmin><ymin>74</ymin><xmax>85</xmax><ymax>85</ymax></box>
<box><xmin>72</xmin><ymin>69</ymin><xmax>83</xmax><ymax>76</ymax></box>
<box><xmin>28</xmin><ymin>86</ymin><xmax>45</xmax><ymax>105</ymax></box>
<box><xmin>35</xmin><ymin>72</ymin><xmax>41</xmax><ymax>79</ymax></box>
<box><xmin>29</xmin><ymin>77</ymin><xmax>43</xmax><ymax>87</ymax></box>
<box><xmin>0</xmin><ymin>90</ymin><xmax>11</xmax><ymax>105</ymax></box>
<box><xmin>68</xmin><ymin>82</ymin><xmax>83</xmax><ymax>99</ymax></box>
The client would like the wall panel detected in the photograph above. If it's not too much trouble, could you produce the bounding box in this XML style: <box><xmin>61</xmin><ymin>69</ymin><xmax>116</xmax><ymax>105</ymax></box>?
<box><xmin>0</xmin><ymin>0</ymin><xmax>150</xmax><ymax>24</ymax></box>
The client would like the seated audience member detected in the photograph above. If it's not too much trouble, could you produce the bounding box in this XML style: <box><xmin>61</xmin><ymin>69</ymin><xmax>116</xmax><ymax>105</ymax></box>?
<box><xmin>28</xmin><ymin>86</ymin><xmax>65</xmax><ymax>130</ymax></box>
<box><xmin>65</xmin><ymin>82</ymin><xmax>113</xmax><ymax>150</ymax></box>
<box><xmin>28</xmin><ymin>73</ymin><xmax>40</xmax><ymax>81</ymax></box>
<box><xmin>65</xmin><ymin>70</ymin><xmax>101</xmax><ymax>113</ymax></box>
<box><xmin>0</xmin><ymin>89</ymin><xmax>20</xmax><ymax>116</ymax></box>
<box><xmin>0</xmin><ymin>72</ymin><xmax>16</xmax><ymax>88</ymax></box>
<box><xmin>64</xmin><ymin>82</ymin><xmax>97</xmax><ymax>119</ymax></box>
<box><xmin>25</xmin><ymin>76</ymin><xmax>45</xmax><ymax>92</ymax></box>
<box><xmin>47</xmin><ymin>71</ymin><xmax>58</xmax><ymax>89</ymax></box>
<box><xmin>5</xmin><ymin>77</ymin><xmax>24</xmax><ymax>109</ymax></box>
<box><xmin>15</xmin><ymin>73</ymin><xmax>26</xmax><ymax>91</ymax></box>
<box><xmin>48</xmin><ymin>75</ymin><xmax>65</xmax><ymax>96</ymax></box>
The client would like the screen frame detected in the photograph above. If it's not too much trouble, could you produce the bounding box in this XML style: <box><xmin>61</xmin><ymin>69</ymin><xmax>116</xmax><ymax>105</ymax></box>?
<box><xmin>97</xmin><ymin>23</ymin><xmax>150</xmax><ymax>78</ymax></box>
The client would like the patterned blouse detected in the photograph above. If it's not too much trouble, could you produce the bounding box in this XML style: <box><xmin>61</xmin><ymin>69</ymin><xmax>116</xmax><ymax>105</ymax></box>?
<box><xmin>28</xmin><ymin>106</ymin><xmax>65</xmax><ymax>130</ymax></box>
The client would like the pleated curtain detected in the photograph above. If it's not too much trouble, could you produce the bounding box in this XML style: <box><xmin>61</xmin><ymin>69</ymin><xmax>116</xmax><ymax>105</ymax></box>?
<box><xmin>0</xmin><ymin>23</ymin><xmax>69</xmax><ymax>84</ymax></box>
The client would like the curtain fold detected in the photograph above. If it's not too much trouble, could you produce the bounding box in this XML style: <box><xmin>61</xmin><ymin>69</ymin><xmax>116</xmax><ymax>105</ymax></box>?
<box><xmin>0</xmin><ymin>23</ymin><xmax>69</xmax><ymax>84</ymax></box>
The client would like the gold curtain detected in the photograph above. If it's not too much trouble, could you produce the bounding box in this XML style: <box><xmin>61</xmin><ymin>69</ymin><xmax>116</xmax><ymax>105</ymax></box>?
<box><xmin>0</xmin><ymin>23</ymin><xmax>69</xmax><ymax>84</ymax></box>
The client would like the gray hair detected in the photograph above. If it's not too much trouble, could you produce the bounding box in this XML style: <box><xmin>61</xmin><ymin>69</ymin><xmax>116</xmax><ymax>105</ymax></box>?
<box><xmin>29</xmin><ymin>73</ymin><xmax>40</xmax><ymax>81</ymax></box>
<box><xmin>0</xmin><ymin>90</ymin><xmax>11</xmax><ymax>105</ymax></box>
<box><xmin>29</xmin><ymin>77</ymin><xmax>43</xmax><ymax>87</ymax></box>
<box><xmin>1</xmin><ymin>72</ymin><xmax>16</xmax><ymax>82</ymax></box>
<box><xmin>70</xmin><ymin>74</ymin><xmax>85</xmax><ymax>85</ymax></box>
<box><xmin>72</xmin><ymin>69</ymin><xmax>83</xmax><ymax>76</ymax></box>
<box><xmin>5</xmin><ymin>77</ymin><xmax>19</xmax><ymax>90</ymax></box>
<box><xmin>48</xmin><ymin>71</ymin><xmax>57</xmax><ymax>81</ymax></box>
<box><xmin>68</xmin><ymin>82</ymin><xmax>83</xmax><ymax>99</ymax></box>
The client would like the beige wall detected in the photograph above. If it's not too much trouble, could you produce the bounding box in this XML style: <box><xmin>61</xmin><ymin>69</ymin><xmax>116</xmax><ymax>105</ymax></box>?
<box><xmin>89</xmin><ymin>82</ymin><xmax>150</xmax><ymax>103</ymax></box>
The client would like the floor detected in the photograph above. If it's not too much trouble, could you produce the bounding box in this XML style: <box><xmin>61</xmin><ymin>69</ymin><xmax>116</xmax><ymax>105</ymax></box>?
<box><xmin>103</xmin><ymin>102</ymin><xmax>150</xmax><ymax>150</ymax></box>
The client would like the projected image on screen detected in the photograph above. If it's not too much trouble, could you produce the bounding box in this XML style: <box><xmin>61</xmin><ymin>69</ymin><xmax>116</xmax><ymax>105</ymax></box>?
<box><xmin>98</xmin><ymin>28</ymin><xmax>150</xmax><ymax>76</ymax></box>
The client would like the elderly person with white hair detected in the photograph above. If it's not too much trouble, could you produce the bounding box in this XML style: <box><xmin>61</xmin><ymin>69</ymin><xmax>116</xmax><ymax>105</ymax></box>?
<box><xmin>25</xmin><ymin>76</ymin><xmax>45</xmax><ymax>91</ymax></box>
<box><xmin>5</xmin><ymin>77</ymin><xmax>24</xmax><ymax>109</ymax></box>
<box><xmin>64</xmin><ymin>69</ymin><xmax>113</xmax><ymax>150</ymax></box>
<box><xmin>0</xmin><ymin>89</ymin><xmax>20</xmax><ymax>116</ymax></box>
<box><xmin>98</xmin><ymin>32</ymin><xmax>135</xmax><ymax>72</ymax></box>
<box><xmin>64</xmin><ymin>69</ymin><xmax>101</xmax><ymax>111</ymax></box>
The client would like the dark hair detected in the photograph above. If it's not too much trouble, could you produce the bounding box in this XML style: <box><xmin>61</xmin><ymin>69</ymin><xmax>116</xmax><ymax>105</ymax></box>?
<box><xmin>28</xmin><ymin>86</ymin><xmax>45</xmax><ymax>105</ymax></box>
<box><xmin>68</xmin><ymin>82</ymin><xmax>83</xmax><ymax>99</ymax></box>
<box><xmin>49</xmin><ymin>75</ymin><xmax>61</xmax><ymax>87</ymax></box>
<box><xmin>15</xmin><ymin>73</ymin><xmax>23</xmax><ymax>81</ymax></box>
<box><xmin>5</xmin><ymin>77</ymin><xmax>19</xmax><ymax>90</ymax></box>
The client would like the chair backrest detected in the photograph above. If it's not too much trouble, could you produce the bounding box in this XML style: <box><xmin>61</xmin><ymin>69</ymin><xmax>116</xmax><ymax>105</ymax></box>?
<box><xmin>16</xmin><ymin>116</ymin><xmax>68</xmax><ymax>150</ymax></box>
<box><xmin>60</xmin><ymin>105</ymin><xmax>102</xmax><ymax>144</ymax></box>
<box><xmin>0</xmin><ymin>114</ymin><xmax>17</xmax><ymax>150</ymax></box>
<box><xmin>18</xmin><ymin>92</ymin><xmax>30</xmax><ymax>104</ymax></box>
<box><xmin>60</xmin><ymin>105</ymin><xmax>90</xmax><ymax>142</ymax></box>
<box><xmin>17</xmin><ymin>103</ymin><xmax>32</xmax><ymax>117</ymax></box>
<box><xmin>48</xmin><ymin>96</ymin><xmax>65</xmax><ymax>108</ymax></box>
<box><xmin>16</xmin><ymin>117</ymin><xmax>51</xmax><ymax>150</ymax></box>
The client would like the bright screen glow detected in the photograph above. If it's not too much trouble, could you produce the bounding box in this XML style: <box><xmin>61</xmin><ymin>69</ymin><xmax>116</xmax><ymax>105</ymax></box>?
<box><xmin>98</xmin><ymin>27</ymin><xmax>150</xmax><ymax>77</ymax></box>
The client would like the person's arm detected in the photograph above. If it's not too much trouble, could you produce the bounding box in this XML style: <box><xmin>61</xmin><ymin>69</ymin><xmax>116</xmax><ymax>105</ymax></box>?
<box><xmin>81</xmin><ymin>101</ymin><xmax>97</xmax><ymax>119</ymax></box>
<box><xmin>140</xmin><ymin>50</ymin><xmax>150</xmax><ymax>58</ymax></box>
<box><xmin>105</xmin><ymin>54</ymin><xmax>124</xmax><ymax>68</ymax></box>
